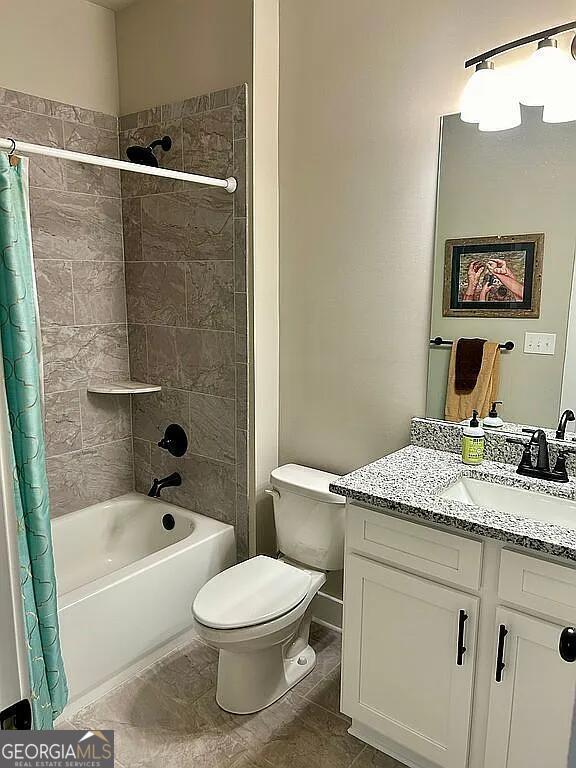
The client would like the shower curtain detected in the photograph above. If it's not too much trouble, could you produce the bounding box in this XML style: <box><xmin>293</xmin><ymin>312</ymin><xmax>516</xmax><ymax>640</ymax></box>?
<box><xmin>0</xmin><ymin>153</ymin><xmax>68</xmax><ymax>728</ymax></box>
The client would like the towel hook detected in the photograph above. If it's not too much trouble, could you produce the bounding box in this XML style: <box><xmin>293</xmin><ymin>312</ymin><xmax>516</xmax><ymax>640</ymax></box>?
<box><xmin>7</xmin><ymin>138</ymin><xmax>16</xmax><ymax>156</ymax></box>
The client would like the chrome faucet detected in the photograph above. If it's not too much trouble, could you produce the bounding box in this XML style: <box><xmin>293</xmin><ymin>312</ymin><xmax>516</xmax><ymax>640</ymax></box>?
<box><xmin>507</xmin><ymin>429</ymin><xmax>576</xmax><ymax>483</ymax></box>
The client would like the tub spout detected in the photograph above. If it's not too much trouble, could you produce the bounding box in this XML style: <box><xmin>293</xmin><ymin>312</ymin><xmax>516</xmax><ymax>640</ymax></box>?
<box><xmin>148</xmin><ymin>472</ymin><xmax>182</xmax><ymax>498</ymax></box>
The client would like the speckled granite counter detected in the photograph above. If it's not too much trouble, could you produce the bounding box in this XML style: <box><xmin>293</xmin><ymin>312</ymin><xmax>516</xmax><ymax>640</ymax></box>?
<box><xmin>329</xmin><ymin>445</ymin><xmax>576</xmax><ymax>562</ymax></box>
<box><xmin>410</xmin><ymin>416</ymin><xmax>574</xmax><ymax>466</ymax></box>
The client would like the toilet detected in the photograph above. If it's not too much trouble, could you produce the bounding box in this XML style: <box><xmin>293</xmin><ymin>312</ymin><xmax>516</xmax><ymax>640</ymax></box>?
<box><xmin>192</xmin><ymin>463</ymin><xmax>345</xmax><ymax>714</ymax></box>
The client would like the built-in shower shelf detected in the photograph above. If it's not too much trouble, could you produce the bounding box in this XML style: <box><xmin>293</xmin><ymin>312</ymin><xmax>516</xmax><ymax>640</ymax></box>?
<box><xmin>86</xmin><ymin>381</ymin><xmax>162</xmax><ymax>395</ymax></box>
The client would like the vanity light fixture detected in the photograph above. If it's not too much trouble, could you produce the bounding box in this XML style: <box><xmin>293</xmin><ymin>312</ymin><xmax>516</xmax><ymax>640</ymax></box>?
<box><xmin>460</xmin><ymin>20</ymin><xmax>576</xmax><ymax>130</ymax></box>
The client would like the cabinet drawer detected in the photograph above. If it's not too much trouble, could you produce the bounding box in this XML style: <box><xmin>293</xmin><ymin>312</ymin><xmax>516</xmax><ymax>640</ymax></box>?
<box><xmin>347</xmin><ymin>504</ymin><xmax>483</xmax><ymax>590</ymax></box>
<box><xmin>499</xmin><ymin>549</ymin><xmax>576</xmax><ymax>623</ymax></box>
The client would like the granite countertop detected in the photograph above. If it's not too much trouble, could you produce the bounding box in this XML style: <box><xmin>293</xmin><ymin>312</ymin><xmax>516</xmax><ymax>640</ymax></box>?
<box><xmin>329</xmin><ymin>445</ymin><xmax>576</xmax><ymax>562</ymax></box>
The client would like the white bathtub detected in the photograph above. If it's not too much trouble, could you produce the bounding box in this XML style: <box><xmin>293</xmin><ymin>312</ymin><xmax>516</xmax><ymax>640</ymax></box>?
<box><xmin>52</xmin><ymin>492</ymin><xmax>236</xmax><ymax>702</ymax></box>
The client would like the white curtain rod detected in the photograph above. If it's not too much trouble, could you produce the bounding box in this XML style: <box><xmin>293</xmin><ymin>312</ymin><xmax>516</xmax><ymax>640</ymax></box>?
<box><xmin>0</xmin><ymin>137</ymin><xmax>237</xmax><ymax>193</ymax></box>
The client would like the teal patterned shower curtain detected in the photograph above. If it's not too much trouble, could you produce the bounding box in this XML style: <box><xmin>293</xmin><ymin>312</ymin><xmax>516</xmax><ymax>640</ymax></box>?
<box><xmin>0</xmin><ymin>153</ymin><xmax>68</xmax><ymax>728</ymax></box>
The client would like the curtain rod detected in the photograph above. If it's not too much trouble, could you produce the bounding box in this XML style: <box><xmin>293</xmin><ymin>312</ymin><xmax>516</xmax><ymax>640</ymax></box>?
<box><xmin>0</xmin><ymin>137</ymin><xmax>237</xmax><ymax>193</ymax></box>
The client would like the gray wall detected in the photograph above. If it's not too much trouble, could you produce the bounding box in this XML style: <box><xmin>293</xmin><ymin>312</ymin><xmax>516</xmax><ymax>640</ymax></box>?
<box><xmin>123</xmin><ymin>85</ymin><xmax>249</xmax><ymax>558</ymax></box>
<box><xmin>0</xmin><ymin>88</ymin><xmax>134</xmax><ymax>517</ymax></box>
<box><xmin>427</xmin><ymin>111</ymin><xmax>576</xmax><ymax>428</ymax></box>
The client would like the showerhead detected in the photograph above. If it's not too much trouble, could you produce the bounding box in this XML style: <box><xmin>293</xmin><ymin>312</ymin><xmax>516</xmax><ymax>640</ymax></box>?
<box><xmin>126</xmin><ymin>145</ymin><xmax>157</xmax><ymax>166</ymax></box>
<box><xmin>126</xmin><ymin>135</ymin><xmax>172</xmax><ymax>167</ymax></box>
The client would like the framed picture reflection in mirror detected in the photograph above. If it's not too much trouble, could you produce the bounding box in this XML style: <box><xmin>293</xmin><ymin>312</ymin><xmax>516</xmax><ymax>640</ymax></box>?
<box><xmin>443</xmin><ymin>233</ymin><xmax>544</xmax><ymax>318</ymax></box>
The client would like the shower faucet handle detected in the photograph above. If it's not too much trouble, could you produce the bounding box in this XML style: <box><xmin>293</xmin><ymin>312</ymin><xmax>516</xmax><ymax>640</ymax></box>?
<box><xmin>157</xmin><ymin>423</ymin><xmax>188</xmax><ymax>457</ymax></box>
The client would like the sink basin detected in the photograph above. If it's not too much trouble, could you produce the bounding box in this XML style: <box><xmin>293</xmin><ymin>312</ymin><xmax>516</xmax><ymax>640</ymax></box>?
<box><xmin>440</xmin><ymin>477</ymin><xmax>576</xmax><ymax>529</ymax></box>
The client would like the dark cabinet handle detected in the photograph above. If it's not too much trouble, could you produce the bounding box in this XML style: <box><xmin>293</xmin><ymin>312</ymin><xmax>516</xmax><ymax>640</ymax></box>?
<box><xmin>457</xmin><ymin>610</ymin><xmax>468</xmax><ymax>666</ymax></box>
<box><xmin>495</xmin><ymin>624</ymin><xmax>508</xmax><ymax>682</ymax></box>
<box><xmin>559</xmin><ymin>627</ymin><xmax>576</xmax><ymax>662</ymax></box>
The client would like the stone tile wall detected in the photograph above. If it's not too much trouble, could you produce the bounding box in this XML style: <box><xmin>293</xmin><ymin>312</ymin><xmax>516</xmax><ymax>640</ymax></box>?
<box><xmin>0</xmin><ymin>87</ymin><xmax>133</xmax><ymax>517</ymax></box>
<box><xmin>122</xmin><ymin>85</ymin><xmax>249</xmax><ymax>558</ymax></box>
<box><xmin>0</xmin><ymin>85</ymin><xmax>250</xmax><ymax>558</ymax></box>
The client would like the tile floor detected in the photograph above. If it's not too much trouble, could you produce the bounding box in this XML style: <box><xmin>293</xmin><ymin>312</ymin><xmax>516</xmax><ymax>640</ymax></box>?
<box><xmin>58</xmin><ymin>623</ymin><xmax>407</xmax><ymax>768</ymax></box>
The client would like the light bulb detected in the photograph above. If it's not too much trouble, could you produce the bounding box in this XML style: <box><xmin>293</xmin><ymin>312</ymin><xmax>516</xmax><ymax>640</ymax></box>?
<box><xmin>460</xmin><ymin>62</ymin><xmax>495</xmax><ymax>123</ymax></box>
<box><xmin>520</xmin><ymin>38</ymin><xmax>571</xmax><ymax>107</ymax></box>
<box><xmin>460</xmin><ymin>61</ymin><xmax>521</xmax><ymax>131</ymax></box>
<box><xmin>478</xmin><ymin>70</ymin><xmax>521</xmax><ymax>131</ymax></box>
<box><xmin>478</xmin><ymin>97</ymin><xmax>521</xmax><ymax>131</ymax></box>
<box><xmin>543</xmin><ymin>91</ymin><xmax>576</xmax><ymax>123</ymax></box>
<box><xmin>542</xmin><ymin>55</ymin><xmax>576</xmax><ymax>123</ymax></box>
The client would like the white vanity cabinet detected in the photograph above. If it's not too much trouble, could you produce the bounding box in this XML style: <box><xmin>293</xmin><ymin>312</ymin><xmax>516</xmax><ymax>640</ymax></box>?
<box><xmin>484</xmin><ymin>608</ymin><xmax>576</xmax><ymax>768</ymax></box>
<box><xmin>342</xmin><ymin>504</ymin><xmax>576</xmax><ymax>768</ymax></box>
<box><xmin>343</xmin><ymin>554</ymin><xmax>478</xmax><ymax>768</ymax></box>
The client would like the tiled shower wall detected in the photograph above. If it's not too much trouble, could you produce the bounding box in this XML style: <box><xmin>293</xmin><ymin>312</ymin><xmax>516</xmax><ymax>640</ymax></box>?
<box><xmin>0</xmin><ymin>85</ymin><xmax>249</xmax><ymax>556</ymax></box>
<box><xmin>121</xmin><ymin>85</ymin><xmax>249</xmax><ymax>558</ymax></box>
<box><xmin>0</xmin><ymin>88</ymin><xmax>133</xmax><ymax>517</ymax></box>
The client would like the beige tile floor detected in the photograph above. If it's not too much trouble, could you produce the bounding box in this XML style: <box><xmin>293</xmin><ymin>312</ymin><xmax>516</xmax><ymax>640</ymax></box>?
<box><xmin>58</xmin><ymin>623</ymin><xmax>407</xmax><ymax>768</ymax></box>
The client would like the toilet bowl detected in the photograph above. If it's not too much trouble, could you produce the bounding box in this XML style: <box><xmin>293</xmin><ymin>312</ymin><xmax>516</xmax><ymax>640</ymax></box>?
<box><xmin>192</xmin><ymin>464</ymin><xmax>345</xmax><ymax>714</ymax></box>
<box><xmin>193</xmin><ymin>556</ymin><xmax>325</xmax><ymax>713</ymax></box>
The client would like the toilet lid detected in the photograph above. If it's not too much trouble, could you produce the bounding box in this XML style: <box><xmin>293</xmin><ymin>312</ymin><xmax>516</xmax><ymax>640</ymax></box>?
<box><xmin>192</xmin><ymin>556</ymin><xmax>313</xmax><ymax>629</ymax></box>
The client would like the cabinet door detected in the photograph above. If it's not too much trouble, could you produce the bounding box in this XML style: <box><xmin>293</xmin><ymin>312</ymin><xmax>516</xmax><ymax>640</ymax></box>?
<box><xmin>484</xmin><ymin>608</ymin><xmax>576</xmax><ymax>768</ymax></box>
<box><xmin>341</xmin><ymin>554</ymin><xmax>478</xmax><ymax>768</ymax></box>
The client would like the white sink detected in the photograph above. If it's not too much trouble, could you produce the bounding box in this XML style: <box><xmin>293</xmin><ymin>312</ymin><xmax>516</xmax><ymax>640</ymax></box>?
<box><xmin>440</xmin><ymin>477</ymin><xmax>576</xmax><ymax>529</ymax></box>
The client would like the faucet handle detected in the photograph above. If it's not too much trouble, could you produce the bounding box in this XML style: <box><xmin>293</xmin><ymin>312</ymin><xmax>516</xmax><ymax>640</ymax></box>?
<box><xmin>522</xmin><ymin>428</ymin><xmax>539</xmax><ymax>437</ymax></box>
<box><xmin>553</xmin><ymin>450</ymin><xmax>575</xmax><ymax>482</ymax></box>
<box><xmin>507</xmin><ymin>437</ymin><xmax>533</xmax><ymax>470</ymax></box>
<box><xmin>506</xmin><ymin>437</ymin><xmax>528</xmax><ymax>446</ymax></box>
<box><xmin>158</xmin><ymin>423</ymin><xmax>188</xmax><ymax>457</ymax></box>
<box><xmin>522</xmin><ymin>427</ymin><xmax>548</xmax><ymax>435</ymax></box>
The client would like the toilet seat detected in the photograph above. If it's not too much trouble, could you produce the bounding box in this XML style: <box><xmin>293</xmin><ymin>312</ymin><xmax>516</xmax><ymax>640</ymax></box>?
<box><xmin>192</xmin><ymin>556</ymin><xmax>313</xmax><ymax>630</ymax></box>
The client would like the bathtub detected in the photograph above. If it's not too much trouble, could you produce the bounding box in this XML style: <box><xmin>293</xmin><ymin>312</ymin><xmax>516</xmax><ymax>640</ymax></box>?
<box><xmin>52</xmin><ymin>492</ymin><xmax>236</xmax><ymax>702</ymax></box>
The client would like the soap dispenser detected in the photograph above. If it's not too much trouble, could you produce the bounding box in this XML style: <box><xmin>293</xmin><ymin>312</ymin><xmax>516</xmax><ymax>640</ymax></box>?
<box><xmin>484</xmin><ymin>401</ymin><xmax>504</xmax><ymax>428</ymax></box>
<box><xmin>462</xmin><ymin>410</ymin><xmax>485</xmax><ymax>465</ymax></box>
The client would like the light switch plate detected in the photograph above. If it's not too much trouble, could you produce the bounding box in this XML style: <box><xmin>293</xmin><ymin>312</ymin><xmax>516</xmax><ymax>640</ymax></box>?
<box><xmin>524</xmin><ymin>332</ymin><xmax>556</xmax><ymax>355</ymax></box>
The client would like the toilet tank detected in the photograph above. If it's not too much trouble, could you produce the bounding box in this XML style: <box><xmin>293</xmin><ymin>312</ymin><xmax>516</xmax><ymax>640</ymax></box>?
<box><xmin>269</xmin><ymin>464</ymin><xmax>345</xmax><ymax>571</ymax></box>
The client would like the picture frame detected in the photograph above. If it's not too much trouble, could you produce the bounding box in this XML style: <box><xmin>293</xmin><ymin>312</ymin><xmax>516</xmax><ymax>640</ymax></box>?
<box><xmin>442</xmin><ymin>233</ymin><xmax>544</xmax><ymax>318</ymax></box>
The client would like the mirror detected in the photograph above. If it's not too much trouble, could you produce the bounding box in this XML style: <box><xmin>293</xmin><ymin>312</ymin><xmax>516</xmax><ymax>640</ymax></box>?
<box><xmin>426</xmin><ymin>107</ymin><xmax>576</xmax><ymax>435</ymax></box>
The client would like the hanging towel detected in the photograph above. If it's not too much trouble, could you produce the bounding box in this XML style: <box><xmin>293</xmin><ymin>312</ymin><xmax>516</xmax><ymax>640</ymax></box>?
<box><xmin>454</xmin><ymin>338</ymin><xmax>486</xmax><ymax>394</ymax></box>
<box><xmin>445</xmin><ymin>338</ymin><xmax>501</xmax><ymax>422</ymax></box>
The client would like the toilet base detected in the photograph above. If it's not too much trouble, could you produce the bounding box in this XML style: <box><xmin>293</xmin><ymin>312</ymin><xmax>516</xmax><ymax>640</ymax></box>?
<box><xmin>215</xmin><ymin>642</ymin><xmax>317</xmax><ymax>714</ymax></box>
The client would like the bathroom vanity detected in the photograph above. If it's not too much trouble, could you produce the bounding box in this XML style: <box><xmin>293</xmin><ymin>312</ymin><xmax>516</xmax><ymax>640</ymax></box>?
<box><xmin>331</xmin><ymin>427</ymin><xmax>576</xmax><ymax>768</ymax></box>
